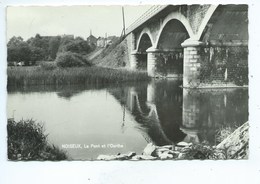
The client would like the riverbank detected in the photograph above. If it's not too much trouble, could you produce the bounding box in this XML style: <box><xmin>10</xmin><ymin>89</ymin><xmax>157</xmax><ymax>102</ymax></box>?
<box><xmin>97</xmin><ymin>122</ymin><xmax>249</xmax><ymax>160</ymax></box>
<box><xmin>7</xmin><ymin>66</ymin><xmax>150</xmax><ymax>88</ymax></box>
<box><xmin>7</xmin><ymin>119</ymin><xmax>67</xmax><ymax>161</ymax></box>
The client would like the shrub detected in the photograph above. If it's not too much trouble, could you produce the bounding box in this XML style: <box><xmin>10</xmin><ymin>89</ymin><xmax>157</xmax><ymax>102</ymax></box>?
<box><xmin>40</xmin><ymin>62</ymin><xmax>57</xmax><ymax>70</ymax></box>
<box><xmin>55</xmin><ymin>51</ymin><xmax>90</xmax><ymax>68</ymax></box>
<box><xmin>180</xmin><ymin>144</ymin><xmax>226</xmax><ymax>160</ymax></box>
<box><xmin>7</xmin><ymin>119</ymin><xmax>67</xmax><ymax>161</ymax></box>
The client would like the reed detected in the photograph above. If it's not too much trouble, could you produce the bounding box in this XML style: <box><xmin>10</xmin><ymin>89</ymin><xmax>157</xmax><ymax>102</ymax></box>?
<box><xmin>7</xmin><ymin>66</ymin><xmax>150</xmax><ymax>87</ymax></box>
<box><xmin>7</xmin><ymin>119</ymin><xmax>67</xmax><ymax>161</ymax></box>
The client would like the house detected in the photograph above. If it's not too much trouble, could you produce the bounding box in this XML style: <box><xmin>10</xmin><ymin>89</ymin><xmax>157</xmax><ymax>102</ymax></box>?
<box><xmin>87</xmin><ymin>31</ymin><xmax>97</xmax><ymax>46</ymax></box>
<box><xmin>97</xmin><ymin>37</ymin><xmax>106</xmax><ymax>48</ymax></box>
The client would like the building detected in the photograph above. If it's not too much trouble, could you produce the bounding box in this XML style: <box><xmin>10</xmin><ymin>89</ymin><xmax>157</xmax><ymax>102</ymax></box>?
<box><xmin>97</xmin><ymin>37</ymin><xmax>106</xmax><ymax>48</ymax></box>
<box><xmin>87</xmin><ymin>30</ymin><xmax>97</xmax><ymax>46</ymax></box>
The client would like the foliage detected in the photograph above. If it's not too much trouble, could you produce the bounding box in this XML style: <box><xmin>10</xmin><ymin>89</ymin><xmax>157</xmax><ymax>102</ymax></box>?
<box><xmin>30</xmin><ymin>47</ymin><xmax>45</xmax><ymax>63</ymax></box>
<box><xmin>40</xmin><ymin>62</ymin><xmax>57</xmax><ymax>70</ymax></box>
<box><xmin>7</xmin><ymin>36</ymin><xmax>24</xmax><ymax>47</ymax></box>
<box><xmin>7</xmin><ymin>119</ymin><xmax>67</xmax><ymax>161</ymax></box>
<box><xmin>7</xmin><ymin>34</ymin><xmax>96</xmax><ymax>65</ymax></box>
<box><xmin>180</xmin><ymin>143</ymin><xmax>226</xmax><ymax>160</ymax></box>
<box><xmin>7</xmin><ymin>66</ymin><xmax>150</xmax><ymax>87</ymax></box>
<box><xmin>55</xmin><ymin>52</ymin><xmax>91</xmax><ymax>68</ymax></box>
<box><xmin>27</xmin><ymin>34</ymin><xmax>49</xmax><ymax>60</ymax></box>
<box><xmin>48</xmin><ymin>36</ymin><xmax>61</xmax><ymax>60</ymax></box>
<box><xmin>60</xmin><ymin>40</ymin><xmax>91</xmax><ymax>54</ymax></box>
<box><xmin>7</xmin><ymin>41</ymin><xmax>31</xmax><ymax>65</ymax></box>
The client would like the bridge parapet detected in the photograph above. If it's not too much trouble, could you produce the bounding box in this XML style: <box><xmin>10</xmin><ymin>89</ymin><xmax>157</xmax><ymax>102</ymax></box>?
<box><xmin>126</xmin><ymin>5</ymin><xmax>168</xmax><ymax>35</ymax></box>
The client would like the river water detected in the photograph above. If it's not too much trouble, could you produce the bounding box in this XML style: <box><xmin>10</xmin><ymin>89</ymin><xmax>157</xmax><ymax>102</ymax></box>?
<box><xmin>7</xmin><ymin>80</ymin><xmax>248</xmax><ymax>160</ymax></box>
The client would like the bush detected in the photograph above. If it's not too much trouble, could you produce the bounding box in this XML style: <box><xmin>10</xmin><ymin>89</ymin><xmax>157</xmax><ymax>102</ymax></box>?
<box><xmin>40</xmin><ymin>62</ymin><xmax>57</xmax><ymax>70</ymax></box>
<box><xmin>55</xmin><ymin>52</ymin><xmax>91</xmax><ymax>68</ymax></box>
<box><xmin>7</xmin><ymin>119</ymin><xmax>67</xmax><ymax>161</ymax></box>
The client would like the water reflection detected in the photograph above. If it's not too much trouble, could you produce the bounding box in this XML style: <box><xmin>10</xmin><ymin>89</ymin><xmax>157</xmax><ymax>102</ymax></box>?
<box><xmin>7</xmin><ymin>80</ymin><xmax>248</xmax><ymax>159</ymax></box>
<box><xmin>181</xmin><ymin>88</ymin><xmax>248</xmax><ymax>145</ymax></box>
<box><xmin>110</xmin><ymin>79</ymin><xmax>248</xmax><ymax>146</ymax></box>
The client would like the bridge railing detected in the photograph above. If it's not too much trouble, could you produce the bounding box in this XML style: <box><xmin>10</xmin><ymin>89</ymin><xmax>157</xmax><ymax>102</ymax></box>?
<box><xmin>125</xmin><ymin>5</ymin><xmax>168</xmax><ymax>35</ymax></box>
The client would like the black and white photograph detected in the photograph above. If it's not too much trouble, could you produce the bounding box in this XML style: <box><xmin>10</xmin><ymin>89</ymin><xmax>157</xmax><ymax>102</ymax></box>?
<box><xmin>5</xmin><ymin>4</ymin><xmax>249</xmax><ymax>161</ymax></box>
<box><xmin>2</xmin><ymin>0</ymin><xmax>260</xmax><ymax>183</ymax></box>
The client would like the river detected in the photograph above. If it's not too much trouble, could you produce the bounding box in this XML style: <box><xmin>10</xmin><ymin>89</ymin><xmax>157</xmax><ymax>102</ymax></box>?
<box><xmin>7</xmin><ymin>80</ymin><xmax>248</xmax><ymax>160</ymax></box>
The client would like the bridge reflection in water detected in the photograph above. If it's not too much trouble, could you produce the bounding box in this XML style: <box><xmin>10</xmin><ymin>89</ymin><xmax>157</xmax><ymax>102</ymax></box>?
<box><xmin>109</xmin><ymin>80</ymin><xmax>248</xmax><ymax>146</ymax></box>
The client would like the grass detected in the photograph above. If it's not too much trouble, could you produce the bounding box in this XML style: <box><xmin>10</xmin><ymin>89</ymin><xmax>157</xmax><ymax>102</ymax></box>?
<box><xmin>179</xmin><ymin>143</ymin><xmax>227</xmax><ymax>160</ymax></box>
<box><xmin>7</xmin><ymin>119</ymin><xmax>67</xmax><ymax>161</ymax></box>
<box><xmin>7</xmin><ymin>66</ymin><xmax>150</xmax><ymax>88</ymax></box>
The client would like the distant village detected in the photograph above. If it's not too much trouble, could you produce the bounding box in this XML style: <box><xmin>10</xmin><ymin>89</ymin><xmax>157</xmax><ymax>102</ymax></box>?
<box><xmin>87</xmin><ymin>31</ymin><xmax>116</xmax><ymax>48</ymax></box>
<box><xmin>7</xmin><ymin>30</ymin><xmax>119</xmax><ymax>67</ymax></box>
<box><xmin>59</xmin><ymin>31</ymin><xmax>117</xmax><ymax>48</ymax></box>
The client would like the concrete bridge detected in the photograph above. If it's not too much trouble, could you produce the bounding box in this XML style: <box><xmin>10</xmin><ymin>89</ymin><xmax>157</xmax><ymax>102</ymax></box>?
<box><xmin>125</xmin><ymin>5</ymin><xmax>248</xmax><ymax>88</ymax></box>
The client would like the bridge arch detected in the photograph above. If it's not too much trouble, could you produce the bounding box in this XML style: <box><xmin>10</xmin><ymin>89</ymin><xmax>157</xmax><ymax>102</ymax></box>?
<box><xmin>136</xmin><ymin>28</ymin><xmax>155</xmax><ymax>52</ymax></box>
<box><xmin>152</xmin><ymin>12</ymin><xmax>193</xmax><ymax>77</ymax></box>
<box><xmin>134</xmin><ymin>29</ymin><xmax>154</xmax><ymax>70</ymax></box>
<box><xmin>198</xmin><ymin>4</ymin><xmax>248</xmax><ymax>43</ymax></box>
<box><xmin>195</xmin><ymin>5</ymin><xmax>219</xmax><ymax>40</ymax></box>
<box><xmin>155</xmin><ymin>11</ymin><xmax>194</xmax><ymax>48</ymax></box>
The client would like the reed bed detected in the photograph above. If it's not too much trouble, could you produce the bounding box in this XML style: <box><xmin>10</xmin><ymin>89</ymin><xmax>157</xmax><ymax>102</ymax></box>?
<box><xmin>7</xmin><ymin>66</ymin><xmax>150</xmax><ymax>87</ymax></box>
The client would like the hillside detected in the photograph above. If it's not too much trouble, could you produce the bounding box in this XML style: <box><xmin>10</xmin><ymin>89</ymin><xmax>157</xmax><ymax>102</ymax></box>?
<box><xmin>91</xmin><ymin>38</ymin><xmax>129</xmax><ymax>68</ymax></box>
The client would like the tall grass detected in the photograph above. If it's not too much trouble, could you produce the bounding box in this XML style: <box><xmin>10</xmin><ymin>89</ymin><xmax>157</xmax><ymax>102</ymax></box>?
<box><xmin>7</xmin><ymin>119</ymin><xmax>67</xmax><ymax>161</ymax></box>
<box><xmin>7</xmin><ymin>66</ymin><xmax>150</xmax><ymax>88</ymax></box>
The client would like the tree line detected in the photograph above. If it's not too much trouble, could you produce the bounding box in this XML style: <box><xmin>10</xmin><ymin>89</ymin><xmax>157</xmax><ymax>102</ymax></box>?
<box><xmin>7</xmin><ymin>34</ymin><xmax>96</xmax><ymax>66</ymax></box>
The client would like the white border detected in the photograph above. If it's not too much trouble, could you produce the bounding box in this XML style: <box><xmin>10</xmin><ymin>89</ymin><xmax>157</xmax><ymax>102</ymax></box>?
<box><xmin>1</xmin><ymin>1</ymin><xmax>260</xmax><ymax>184</ymax></box>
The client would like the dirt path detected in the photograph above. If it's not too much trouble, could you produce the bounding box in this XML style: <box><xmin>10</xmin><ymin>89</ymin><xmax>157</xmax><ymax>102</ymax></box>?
<box><xmin>87</xmin><ymin>48</ymin><xmax>104</xmax><ymax>61</ymax></box>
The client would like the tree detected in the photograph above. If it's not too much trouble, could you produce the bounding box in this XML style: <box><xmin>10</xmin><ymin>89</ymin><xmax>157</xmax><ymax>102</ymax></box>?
<box><xmin>48</xmin><ymin>36</ymin><xmax>61</xmax><ymax>60</ymax></box>
<box><xmin>7</xmin><ymin>38</ymin><xmax>31</xmax><ymax>65</ymax></box>
<box><xmin>17</xmin><ymin>42</ymin><xmax>31</xmax><ymax>65</ymax></box>
<box><xmin>27</xmin><ymin>34</ymin><xmax>50</xmax><ymax>60</ymax></box>
<box><xmin>61</xmin><ymin>40</ymin><xmax>91</xmax><ymax>54</ymax></box>
<box><xmin>30</xmin><ymin>47</ymin><xmax>45</xmax><ymax>64</ymax></box>
<box><xmin>55</xmin><ymin>52</ymin><xmax>90</xmax><ymax>67</ymax></box>
<box><xmin>7</xmin><ymin>36</ymin><xmax>24</xmax><ymax>47</ymax></box>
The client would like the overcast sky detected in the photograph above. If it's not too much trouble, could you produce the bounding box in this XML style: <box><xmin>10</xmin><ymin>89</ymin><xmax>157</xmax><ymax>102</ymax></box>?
<box><xmin>6</xmin><ymin>5</ymin><xmax>152</xmax><ymax>40</ymax></box>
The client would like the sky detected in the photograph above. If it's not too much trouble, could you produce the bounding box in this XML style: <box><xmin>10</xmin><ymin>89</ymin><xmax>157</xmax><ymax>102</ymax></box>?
<box><xmin>6</xmin><ymin>5</ymin><xmax>152</xmax><ymax>40</ymax></box>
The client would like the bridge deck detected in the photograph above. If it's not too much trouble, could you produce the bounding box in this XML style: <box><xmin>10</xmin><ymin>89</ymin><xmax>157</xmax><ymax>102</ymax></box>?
<box><xmin>126</xmin><ymin>5</ymin><xmax>168</xmax><ymax>35</ymax></box>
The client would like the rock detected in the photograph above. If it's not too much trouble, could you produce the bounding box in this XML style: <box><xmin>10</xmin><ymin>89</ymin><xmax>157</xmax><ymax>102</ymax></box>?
<box><xmin>177</xmin><ymin>153</ymin><xmax>184</xmax><ymax>159</ymax></box>
<box><xmin>162</xmin><ymin>145</ymin><xmax>174</xmax><ymax>150</ymax></box>
<box><xmin>97</xmin><ymin>155</ymin><xmax>117</xmax><ymax>160</ymax></box>
<box><xmin>131</xmin><ymin>155</ymin><xmax>157</xmax><ymax>160</ymax></box>
<box><xmin>115</xmin><ymin>154</ymin><xmax>129</xmax><ymax>160</ymax></box>
<box><xmin>175</xmin><ymin>146</ymin><xmax>183</xmax><ymax>151</ymax></box>
<box><xmin>176</xmin><ymin>142</ymin><xmax>192</xmax><ymax>147</ymax></box>
<box><xmin>143</xmin><ymin>143</ymin><xmax>156</xmax><ymax>156</ymax></box>
<box><xmin>158</xmin><ymin>152</ymin><xmax>173</xmax><ymax>160</ymax></box>
<box><xmin>156</xmin><ymin>147</ymin><xmax>170</xmax><ymax>153</ymax></box>
<box><xmin>127</xmin><ymin>152</ymin><xmax>136</xmax><ymax>158</ymax></box>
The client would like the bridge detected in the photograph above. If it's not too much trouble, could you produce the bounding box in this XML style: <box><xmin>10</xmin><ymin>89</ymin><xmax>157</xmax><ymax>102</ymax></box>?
<box><xmin>125</xmin><ymin>5</ymin><xmax>248</xmax><ymax>88</ymax></box>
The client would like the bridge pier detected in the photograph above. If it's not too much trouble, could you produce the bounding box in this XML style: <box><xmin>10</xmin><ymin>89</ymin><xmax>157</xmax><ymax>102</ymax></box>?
<box><xmin>147</xmin><ymin>80</ymin><xmax>156</xmax><ymax>103</ymax></box>
<box><xmin>147</xmin><ymin>48</ymin><xmax>159</xmax><ymax>77</ymax></box>
<box><xmin>181</xmin><ymin>88</ymin><xmax>201</xmax><ymax>144</ymax></box>
<box><xmin>181</xmin><ymin>39</ymin><xmax>204</xmax><ymax>88</ymax></box>
<box><xmin>130</xmin><ymin>51</ymin><xmax>138</xmax><ymax>70</ymax></box>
